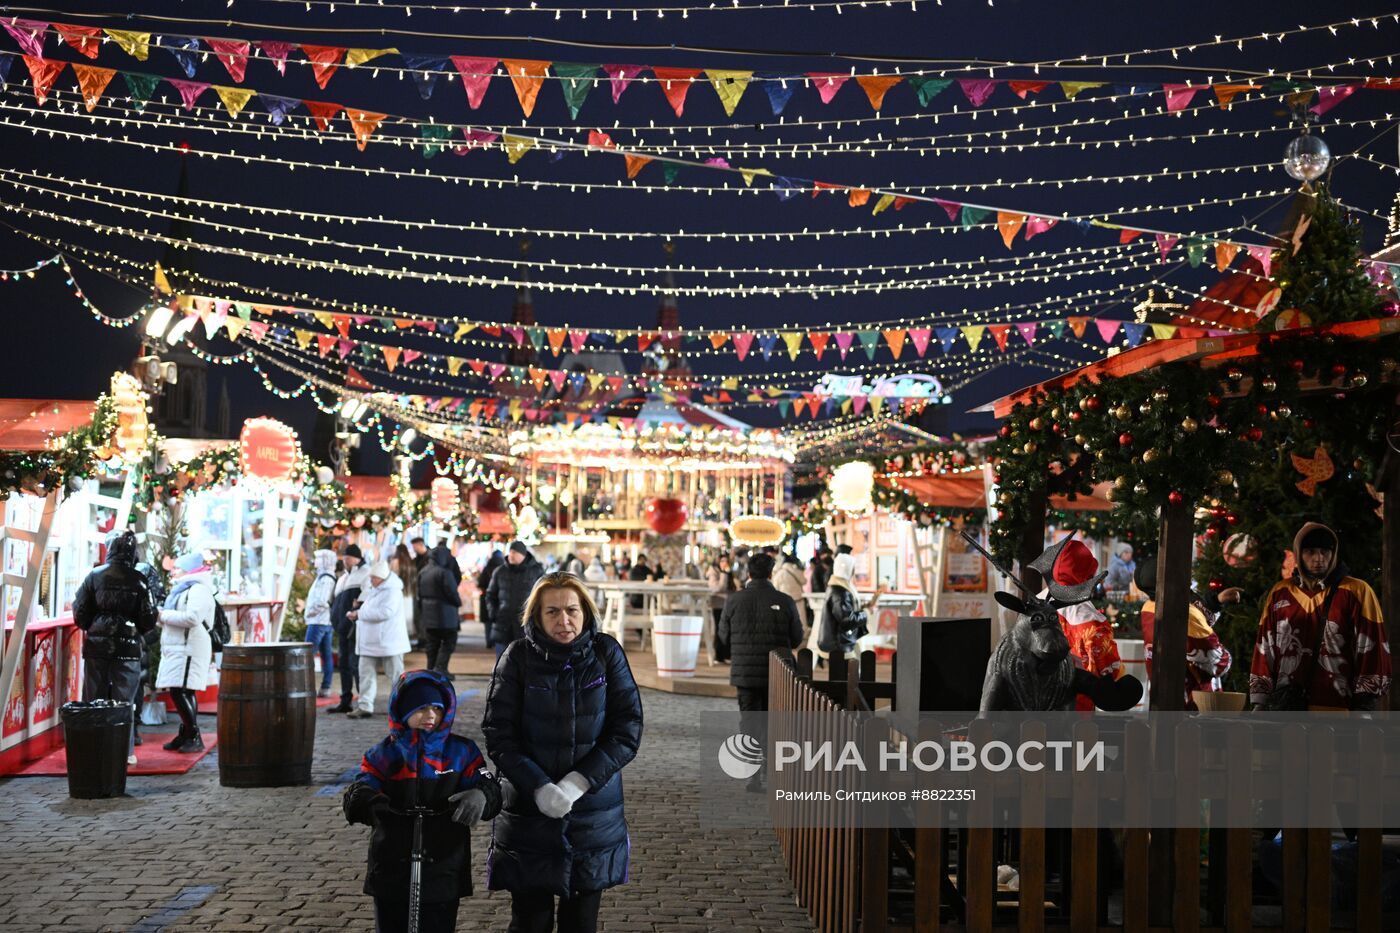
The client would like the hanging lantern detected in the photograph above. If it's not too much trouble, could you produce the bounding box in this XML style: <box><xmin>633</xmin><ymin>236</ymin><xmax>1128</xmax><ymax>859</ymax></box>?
<box><xmin>829</xmin><ymin>461</ymin><xmax>876</xmax><ymax>514</ymax></box>
<box><xmin>239</xmin><ymin>417</ymin><xmax>300</xmax><ymax>486</ymax></box>
<box><xmin>430</xmin><ymin>476</ymin><xmax>461</xmax><ymax>523</ymax></box>
<box><xmin>1282</xmin><ymin>129</ymin><xmax>1330</xmax><ymax>182</ymax></box>
<box><xmin>729</xmin><ymin>515</ymin><xmax>786</xmax><ymax>548</ymax></box>
<box><xmin>108</xmin><ymin>372</ymin><xmax>150</xmax><ymax>464</ymax></box>
<box><xmin>644</xmin><ymin>497</ymin><xmax>688</xmax><ymax>535</ymax></box>
<box><xmin>514</xmin><ymin>504</ymin><xmax>542</xmax><ymax>541</ymax></box>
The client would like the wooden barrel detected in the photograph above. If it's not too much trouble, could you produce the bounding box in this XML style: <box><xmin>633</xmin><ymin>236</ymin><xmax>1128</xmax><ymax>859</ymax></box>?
<box><xmin>217</xmin><ymin>642</ymin><xmax>316</xmax><ymax>787</ymax></box>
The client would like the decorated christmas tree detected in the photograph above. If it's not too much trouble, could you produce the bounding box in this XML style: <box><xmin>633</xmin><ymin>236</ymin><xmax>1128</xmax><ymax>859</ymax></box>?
<box><xmin>1193</xmin><ymin>187</ymin><xmax>1393</xmax><ymax>690</ymax></box>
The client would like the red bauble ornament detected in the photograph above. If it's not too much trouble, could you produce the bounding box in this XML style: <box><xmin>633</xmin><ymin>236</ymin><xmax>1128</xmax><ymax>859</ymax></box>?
<box><xmin>1084</xmin><ymin>396</ymin><xmax>1102</xmax><ymax>411</ymax></box>
<box><xmin>1246</xmin><ymin>427</ymin><xmax>1265</xmax><ymax>442</ymax></box>
<box><xmin>1290</xmin><ymin>359</ymin><xmax>1305</xmax><ymax>373</ymax></box>
<box><xmin>999</xmin><ymin>424</ymin><xmax>1012</xmax><ymax>438</ymax></box>
<box><xmin>1208</xmin><ymin>578</ymin><xmax>1225</xmax><ymax>591</ymax></box>
<box><xmin>1068</xmin><ymin>410</ymin><xmax>1082</xmax><ymax>422</ymax></box>
<box><xmin>1330</xmin><ymin>363</ymin><xmax>1348</xmax><ymax>378</ymax></box>
<box><xmin>1118</xmin><ymin>432</ymin><xmax>1134</xmax><ymax>447</ymax></box>
<box><xmin>1167</xmin><ymin>490</ymin><xmax>1184</xmax><ymax>505</ymax></box>
<box><xmin>1255</xmin><ymin>403</ymin><xmax>1269</xmax><ymax>418</ymax></box>
<box><xmin>1225</xmin><ymin>513</ymin><xmax>1240</xmax><ymax>526</ymax></box>
<box><xmin>1206</xmin><ymin>394</ymin><xmax>1221</xmax><ymax>409</ymax></box>
<box><xmin>644</xmin><ymin>497</ymin><xmax>688</xmax><ymax>535</ymax></box>
<box><xmin>1303</xmin><ymin>418</ymin><xmax>1316</xmax><ymax>430</ymax></box>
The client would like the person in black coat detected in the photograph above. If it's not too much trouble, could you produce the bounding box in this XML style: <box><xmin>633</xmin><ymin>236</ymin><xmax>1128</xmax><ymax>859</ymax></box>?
<box><xmin>716</xmin><ymin>553</ymin><xmax>803</xmax><ymax>790</ymax></box>
<box><xmin>419</xmin><ymin>547</ymin><xmax>464</xmax><ymax>677</ymax></box>
<box><xmin>482</xmin><ymin>572</ymin><xmax>643</xmax><ymax>933</ymax></box>
<box><xmin>343</xmin><ymin>670</ymin><xmax>502</xmax><ymax>933</ymax></box>
<box><xmin>476</xmin><ymin>550</ymin><xmax>504</xmax><ymax>648</ymax></box>
<box><xmin>71</xmin><ymin>530</ymin><xmax>156</xmax><ymax>761</ymax></box>
<box><xmin>485</xmin><ymin>542</ymin><xmax>544</xmax><ymax>660</ymax></box>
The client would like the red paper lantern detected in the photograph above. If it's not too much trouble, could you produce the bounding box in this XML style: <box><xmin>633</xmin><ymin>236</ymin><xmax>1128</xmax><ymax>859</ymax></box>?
<box><xmin>644</xmin><ymin>497</ymin><xmax>688</xmax><ymax>535</ymax></box>
<box><xmin>239</xmin><ymin>417</ymin><xmax>300</xmax><ymax>485</ymax></box>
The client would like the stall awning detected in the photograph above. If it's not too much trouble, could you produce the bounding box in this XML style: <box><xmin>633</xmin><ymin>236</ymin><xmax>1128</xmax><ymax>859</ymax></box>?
<box><xmin>980</xmin><ymin>317</ymin><xmax>1400</xmax><ymax>419</ymax></box>
<box><xmin>0</xmin><ymin>400</ymin><xmax>96</xmax><ymax>450</ymax></box>
<box><xmin>884</xmin><ymin>474</ymin><xmax>1115</xmax><ymax>512</ymax></box>
<box><xmin>345</xmin><ymin>475</ymin><xmax>394</xmax><ymax>509</ymax></box>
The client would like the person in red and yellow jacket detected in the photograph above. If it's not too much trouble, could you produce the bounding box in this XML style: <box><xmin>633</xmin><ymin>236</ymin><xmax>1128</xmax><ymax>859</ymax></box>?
<box><xmin>1136</xmin><ymin>559</ymin><xmax>1235</xmax><ymax>710</ymax></box>
<box><xmin>1249</xmin><ymin>522</ymin><xmax>1390</xmax><ymax>711</ymax></box>
<box><xmin>1041</xmin><ymin>539</ymin><xmax>1121</xmax><ymax>710</ymax></box>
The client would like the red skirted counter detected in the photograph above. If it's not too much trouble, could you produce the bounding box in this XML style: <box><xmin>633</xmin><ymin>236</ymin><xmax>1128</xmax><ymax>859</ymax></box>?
<box><xmin>1</xmin><ymin>616</ymin><xmax>81</xmax><ymax>777</ymax></box>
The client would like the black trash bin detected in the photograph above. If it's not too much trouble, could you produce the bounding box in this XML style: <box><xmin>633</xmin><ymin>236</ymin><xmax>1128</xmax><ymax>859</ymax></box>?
<box><xmin>60</xmin><ymin>700</ymin><xmax>132</xmax><ymax>799</ymax></box>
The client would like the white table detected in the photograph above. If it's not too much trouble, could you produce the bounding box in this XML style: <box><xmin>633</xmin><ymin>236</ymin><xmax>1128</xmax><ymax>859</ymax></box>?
<box><xmin>594</xmin><ymin>581</ymin><xmax>712</xmax><ymax>654</ymax></box>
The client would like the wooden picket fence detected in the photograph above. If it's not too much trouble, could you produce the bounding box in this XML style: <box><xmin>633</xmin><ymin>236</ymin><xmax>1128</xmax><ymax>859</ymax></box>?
<box><xmin>768</xmin><ymin>651</ymin><xmax>1396</xmax><ymax>933</ymax></box>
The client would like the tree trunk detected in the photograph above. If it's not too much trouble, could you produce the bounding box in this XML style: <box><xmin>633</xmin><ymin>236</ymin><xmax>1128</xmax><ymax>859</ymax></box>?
<box><xmin>1150</xmin><ymin>495</ymin><xmax>1194</xmax><ymax>713</ymax></box>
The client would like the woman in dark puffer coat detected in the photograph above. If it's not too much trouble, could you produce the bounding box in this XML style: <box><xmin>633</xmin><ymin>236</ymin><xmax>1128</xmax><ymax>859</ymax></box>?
<box><xmin>482</xmin><ymin>572</ymin><xmax>644</xmax><ymax>933</ymax></box>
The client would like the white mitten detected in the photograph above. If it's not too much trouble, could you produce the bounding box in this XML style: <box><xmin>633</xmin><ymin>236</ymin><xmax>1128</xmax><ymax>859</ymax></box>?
<box><xmin>558</xmin><ymin>771</ymin><xmax>591</xmax><ymax>805</ymax></box>
<box><xmin>534</xmin><ymin>782</ymin><xmax>573</xmax><ymax>819</ymax></box>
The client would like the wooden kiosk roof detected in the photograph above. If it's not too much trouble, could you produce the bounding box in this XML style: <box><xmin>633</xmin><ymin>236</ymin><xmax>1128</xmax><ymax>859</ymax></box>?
<box><xmin>881</xmin><ymin>473</ymin><xmax>1114</xmax><ymax>512</ymax></box>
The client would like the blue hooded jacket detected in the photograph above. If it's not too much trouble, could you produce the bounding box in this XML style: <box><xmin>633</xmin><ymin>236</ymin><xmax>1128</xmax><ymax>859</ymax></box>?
<box><xmin>343</xmin><ymin>670</ymin><xmax>501</xmax><ymax>903</ymax></box>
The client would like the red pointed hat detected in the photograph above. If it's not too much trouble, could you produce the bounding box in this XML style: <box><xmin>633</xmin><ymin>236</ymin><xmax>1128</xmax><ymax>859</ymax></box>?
<box><xmin>1052</xmin><ymin>540</ymin><xmax>1099</xmax><ymax>587</ymax></box>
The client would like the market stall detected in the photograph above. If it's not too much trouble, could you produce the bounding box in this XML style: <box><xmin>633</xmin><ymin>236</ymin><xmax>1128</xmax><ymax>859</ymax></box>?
<box><xmin>0</xmin><ymin>396</ymin><xmax>140</xmax><ymax>776</ymax></box>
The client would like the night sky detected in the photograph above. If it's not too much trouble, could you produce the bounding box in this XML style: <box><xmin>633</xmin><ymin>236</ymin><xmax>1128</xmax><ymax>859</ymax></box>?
<box><xmin>4</xmin><ymin>0</ymin><xmax>1400</xmax><ymax>470</ymax></box>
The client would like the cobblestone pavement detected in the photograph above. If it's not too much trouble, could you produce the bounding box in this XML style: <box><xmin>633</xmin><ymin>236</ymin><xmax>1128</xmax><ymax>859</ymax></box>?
<box><xmin>0</xmin><ymin>670</ymin><xmax>815</xmax><ymax>933</ymax></box>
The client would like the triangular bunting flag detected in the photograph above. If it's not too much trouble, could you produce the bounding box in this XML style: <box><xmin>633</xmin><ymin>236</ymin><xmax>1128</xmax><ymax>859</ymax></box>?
<box><xmin>882</xmin><ymin>329</ymin><xmax>907</xmax><ymax>359</ymax></box>
<box><xmin>1024</xmin><ymin>216</ymin><xmax>1058</xmax><ymax>241</ymax></box>
<box><xmin>167</xmin><ymin>79</ymin><xmax>210</xmax><ymax>112</ymax></box>
<box><xmin>260</xmin><ymin>94</ymin><xmax>299</xmax><ymax>124</ymax></box>
<box><xmin>781</xmin><ymin>331</ymin><xmax>803</xmax><ymax>360</ymax></box>
<box><xmin>962</xmin><ymin>325</ymin><xmax>985</xmax><ymax>352</ymax></box>
<box><xmin>554</xmin><ymin>62</ymin><xmax>598</xmax><ymax>118</ymax></box>
<box><xmin>934</xmin><ymin>198</ymin><xmax>962</xmax><ymax>222</ymax></box>
<box><xmin>957</xmin><ymin>78</ymin><xmax>998</xmax><ymax>107</ymax></box>
<box><xmin>450</xmin><ymin>57</ymin><xmax>496</xmax><ymax>108</ymax></box>
<box><xmin>852</xmin><ymin>396</ymin><xmax>867</xmax><ymax>415</ymax></box>
<box><xmin>808</xmin><ymin>332</ymin><xmax>830</xmax><ymax>358</ymax></box>
<box><xmin>301</xmin><ymin>45</ymin><xmax>346</xmax><ymax>88</ymax></box>
<box><xmin>1248</xmin><ymin>245</ymin><xmax>1273</xmax><ymax>277</ymax></box>
<box><xmin>807</xmin><ymin>72</ymin><xmax>849</xmax><ymax>104</ymax></box>
<box><xmin>206</xmin><ymin>38</ymin><xmax>251</xmax><ymax>83</ymax></box>
<box><xmin>908</xmin><ymin>328</ymin><xmax>932</xmax><ymax>356</ymax></box>
<box><xmin>858</xmin><ymin>330</ymin><xmax>880</xmax><ymax>360</ymax></box>
<box><xmin>569</xmin><ymin>330</ymin><xmax>588</xmax><ymax>353</ymax></box>
<box><xmin>1060</xmin><ymin>81</ymin><xmax>1105</xmax><ymax>100</ymax></box>
<box><xmin>709</xmin><ymin>333</ymin><xmax>729</xmax><ymax>350</ymax></box>
<box><xmin>871</xmin><ymin>193</ymin><xmax>896</xmax><ymax>215</ymax></box>
<box><xmin>936</xmin><ymin>327</ymin><xmax>958</xmax><ymax>353</ymax></box>
<box><xmin>105</xmin><ymin>29</ymin><xmax>151</xmax><ymax>61</ymax></box>
<box><xmin>215</xmin><ymin>85</ymin><xmax>255</xmax><ymax>118</ymax></box>
<box><xmin>346</xmin><ymin>48</ymin><xmax>395</xmax><ymax>68</ymax></box>
<box><xmin>757</xmin><ymin>334</ymin><xmax>779</xmax><ymax>361</ymax></box>
<box><xmin>419</xmin><ymin>123</ymin><xmax>453</xmax><ymax>159</ymax></box>
<box><xmin>55</xmin><ymin>24</ymin><xmax>101</xmax><ymax>59</ymax></box>
<box><xmin>447</xmin><ymin>357</ymin><xmax>466</xmax><ymax>376</ymax></box>
<box><xmin>401</xmin><ymin>54</ymin><xmax>449</xmax><ymax>100</ymax></box>
<box><xmin>988</xmin><ymin>325</ymin><xmax>1011</xmax><ymax>352</ymax></box>
<box><xmin>905</xmin><ymin>76</ymin><xmax>952</xmax><ymax>106</ymax></box>
<box><xmin>1016</xmin><ymin>322</ymin><xmax>1038</xmax><ymax>346</ymax></box>
<box><xmin>23</xmin><ymin>56</ymin><xmax>65</xmax><ymax>106</ymax></box>
<box><xmin>316</xmin><ymin>334</ymin><xmax>336</xmax><ymax>356</ymax></box>
<box><xmin>960</xmin><ymin>206</ymin><xmax>990</xmax><ymax>228</ymax></box>
<box><xmin>1311</xmin><ymin>84</ymin><xmax>1359</xmax><ymax>116</ymax></box>
<box><xmin>1046</xmin><ymin>320</ymin><xmax>1066</xmax><ymax>339</ymax></box>
<box><xmin>72</xmin><ymin>64</ymin><xmax>114</xmax><ymax>112</ymax></box>
<box><xmin>1185</xmin><ymin>239</ymin><xmax>1207</xmax><ymax>268</ymax></box>
<box><xmin>1095</xmin><ymin>320</ymin><xmax>1120</xmax><ymax>343</ymax></box>
<box><xmin>1123</xmin><ymin>323</ymin><xmax>1147</xmax><ymax>347</ymax></box>
<box><xmin>304</xmin><ymin>100</ymin><xmax>344</xmax><ymax>131</ymax></box>
<box><xmin>654</xmin><ymin>67</ymin><xmax>703</xmax><ymax>116</ymax></box>
<box><xmin>1119</xmin><ymin>228</ymin><xmax>1143</xmax><ymax>244</ymax></box>
<box><xmin>1212</xmin><ymin>83</ymin><xmax>1256</xmax><ymax>108</ymax></box>
<box><xmin>1162</xmin><ymin>83</ymin><xmax>1200</xmax><ymax>112</ymax></box>
<box><xmin>765</xmin><ymin>77</ymin><xmax>795</xmax><ymax>115</ymax></box>
<box><xmin>848</xmin><ymin>188</ymin><xmax>871</xmax><ymax>207</ymax></box>
<box><xmin>1150</xmin><ymin>323</ymin><xmax>1177</xmax><ymax>340</ymax></box>
<box><xmin>624</xmin><ymin>153</ymin><xmax>652</xmax><ymax>178</ymax></box>
<box><xmin>856</xmin><ymin>74</ymin><xmax>903</xmax><ymax>111</ymax></box>
<box><xmin>602</xmin><ymin>64</ymin><xmax>645</xmax><ymax>103</ymax></box>
<box><xmin>706</xmin><ymin>69</ymin><xmax>753</xmax><ymax>116</ymax></box>
<box><xmin>256</xmin><ymin>40</ymin><xmax>293</xmax><ymax>75</ymax></box>
<box><xmin>503</xmin><ymin>135</ymin><xmax>536</xmax><ymax>163</ymax></box>
<box><xmin>1007</xmin><ymin>80</ymin><xmax>1051</xmax><ymax>99</ymax></box>
<box><xmin>165</xmin><ymin>36</ymin><xmax>201</xmax><ymax>79</ymax></box>
<box><xmin>1067</xmin><ymin>317</ymin><xmax>1089</xmax><ymax>338</ymax></box>
<box><xmin>347</xmin><ymin>110</ymin><xmax>386</xmax><ymax>151</ymax></box>
<box><xmin>1155</xmin><ymin>233</ymin><xmax>1178</xmax><ymax>262</ymax></box>
<box><xmin>997</xmin><ymin>212</ymin><xmax>1025</xmax><ymax>248</ymax></box>
<box><xmin>3</xmin><ymin>19</ymin><xmax>46</xmax><ymax>59</ymax></box>
<box><xmin>502</xmin><ymin>59</ymin><xmax>550</xmax><ymax>117</ymax></box>
<box><xmin>834</xmin><ymin>331</ymin><xmax>855</xmax><ymax>359</ymax></box>
<box><xmin>1215</xmin><ymin>242</ymin><xmax>1239</xmax><ymax>272</ymax></box>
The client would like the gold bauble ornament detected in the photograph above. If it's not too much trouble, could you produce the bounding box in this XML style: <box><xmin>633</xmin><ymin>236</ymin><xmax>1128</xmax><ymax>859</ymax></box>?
<box><xmin>1139</xmin><ymin>401</ymin><xmax>1153</xmax><ymax>415</ymax></box>
<box><xmin>1074</xmin><ymin>434</ymin><xmax>1088</xmax><ymax>446</ymax></box>
<box><xmin>1261</xmin><ymin>377</ymin><xmax>1278</xmax><ymax>392</ymax></box>
<box><xmin>1152</xmin><ymin>388</ymin><xmax>1171</xmax><ymax>403</ymax></box>
<box><xmin>1114</xmin><ymin>475</ymin><xmax>1129</xmax><ymax>489</ymax></box>
<box><xmin>1181</xmin><ymin>417</ymin><xmax>1199</xmax><ymax>433</ymax></box>
<box><xmin>1143</xmin><ymin>448</ymin><xmax>1160</xmax><ymax>463</ymax></box>
<box><xmin>1113</xmin><ymin>405</ymin><xmax>1132</xmax><ymax>421</ymax></box>
<box><xmin>1216</xmin><ymin>470</ymin><xmax>1235</xmax><ymax>486</ymax></box>
<box><xmin>1023</xmin><ymin>441</ymin><xmax>1037</xmax><ymax>454</ymax></box>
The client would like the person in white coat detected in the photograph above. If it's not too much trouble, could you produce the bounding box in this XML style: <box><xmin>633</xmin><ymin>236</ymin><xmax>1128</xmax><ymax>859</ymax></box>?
<box><xmin>304</xmin><ymin>549</ymin><xmax>338</xmax><ymax>698</ymax></box>
<box><xmin>347</xmin><ymin>561</ymin><xmax>411</xmax><ymax>719</ymax></box>
<box><xmin>156</xmin><ymin>551</ymin><xmax>216</xmax><ymax>753</ymax></box>
<box><xmin>770</xmin><ymin>549</ymin><xmax>809</xmax><ymax>631</ymax></box>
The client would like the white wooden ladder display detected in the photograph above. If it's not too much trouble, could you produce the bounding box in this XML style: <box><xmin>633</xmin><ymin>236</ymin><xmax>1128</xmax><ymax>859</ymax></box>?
<box><xmin>0</xmin><ymin>490</ymin><xmax>62</xmax><ymax>720</ymax></box>
<box><xmin>269</xmin><ymin>490</ymin><xmax>310</xmax><ymax>641</ymax></box>
<box><xmin>908</xmin><ymin>523</ymin><xmax>946</xmax><ymax>616</ymax></box>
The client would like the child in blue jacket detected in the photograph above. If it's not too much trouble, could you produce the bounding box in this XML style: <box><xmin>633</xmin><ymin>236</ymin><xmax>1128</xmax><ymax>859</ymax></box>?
<box><xmin>344</xmin><ymin>669</ymin><xmax>500</xmax><ymax>933</ymax></box>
